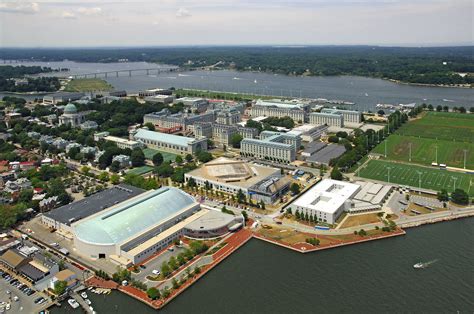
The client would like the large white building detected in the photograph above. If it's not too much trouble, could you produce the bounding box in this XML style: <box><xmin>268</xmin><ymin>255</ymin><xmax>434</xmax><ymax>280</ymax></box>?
<box><xmin>240</xmin><ymin>131</ymin><xmax>301</xmax><ymax>163</ymax></box>
<box><xmin>321</xmin><ymin>108</ymin><xmax>361</xmax><ymax>124</ymax></box>
<box><xmin>72</xmin><ymin>187</ymin><xmax>201</xmax><ymax>265</ymax></box>
<box><xmin>133</xmin><ymin>129</ymin><xmax>208</xmax><ymax>155</ymax></box>
<box><xmin>309</xmin><ymin>112</ymin><xmax>344</xmax><ymax>127</ymax></box>
<box><xmin>58</xmin><ymin>103</ymin><xmax>86</xmax><ymax>128</ymax></box>
<box><xmin>184</xmin><ymin>157</ymin><xmax>290</xmax><ymax>203</ymax></box>
<box><xmin>289</xmin><ymin>179</ymin><xmax>360</xmax><ymax>224</ymax></box>
<box><xmin>103</xmin><ymin>136</ymin><xmax>143</xmax><ymax>150</ymax></box>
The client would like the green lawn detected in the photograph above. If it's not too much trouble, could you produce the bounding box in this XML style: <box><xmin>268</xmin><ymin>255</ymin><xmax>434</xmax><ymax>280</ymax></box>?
<box><xmin>395</xmin><ymin>111</ymin><xmax>474</xmax><ymax>143</ymax></box>
<box><xmin>357</xmin><ymin>160</ymin><xmax>473</xmax><ymax>196</ymax></box>
<box><xmin>142</xmin><ymin>148</ymin><xmax>177</xmax><ymax>163</ymax></box>
<box><xmin>127</xmin><ymin>166</ymin><xmax>154</xmax><ymax>176</ymax></box>
<box><xmin>372</xmin><ymin>134</ymin><xmax>474</xmax><ymax>169</ymax></box>
<box><xmin>64</xmin><ymin>78</ymin><xmax>113</xmax><ymax>92</ymax></box>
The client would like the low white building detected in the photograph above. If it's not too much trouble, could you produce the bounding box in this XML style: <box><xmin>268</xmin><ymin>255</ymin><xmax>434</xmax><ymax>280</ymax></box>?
<box><xmin>103</xmin><ymin>136</ymin><xmax>143</xmax><ymax>150</ymax></box>
<box><xmin>289</xmin><ymin>179</ymin><xmax>360</xmax><ymax>224</ymax></box>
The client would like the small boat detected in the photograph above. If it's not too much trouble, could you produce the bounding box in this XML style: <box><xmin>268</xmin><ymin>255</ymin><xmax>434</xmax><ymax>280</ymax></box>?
<box><xmin>68</xmin><ymin>299</ymin><xmax>80</xmax><ymax>309</ymax></box>
<box><xmin>413</xmin><ymin>262</ymin><xmax>425</xmax><ymax>269</ymax></box>
<box><xmin>81</xmin><ymin>292</ymin><xmax>88</xmax><ymax>299</ymax></box>
<box><xmin>365</xmin><ymin>93</ymin><xmax>369</xmax><ymax>96</ymax></box>
<box><xmin>254</xmin><ymin>79</ymin><xmax>257</xmax><ymax>84</ymax></box>
<box><xmin>85</xmin><ymin>299</ymin><xmax>92</xmax><ymax>305</ymax></box>
<box><xmin>87</xmin><ymin>287</ymin><xmax>93</xmax><ymax>291</ymax></box>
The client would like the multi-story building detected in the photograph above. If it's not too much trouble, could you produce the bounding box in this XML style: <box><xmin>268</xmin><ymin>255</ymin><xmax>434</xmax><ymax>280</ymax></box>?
<box><xmin>309</xmin><ymin>112</ymin><xmax>344</xmax><ymax>127</ymax></box>
<box><xmin>133</xmin><ymin>129</ymin><xmax>208</xmax><ymax>155</ymax></box>
<box><xmin>43</xmin><ymin>92</ymin><xmax>85</xmax><ymax>105</ymax></box>
<box><xmin>287</xmin><ymin>124</ymin><xmax>329</xmax><ymax>142</ymax></box>
<box><xmin>174</xmin><ymin>97</ymin><xmax>208</xmax><ymax>113</ymax></box>
<box><xmin>194</xmin><ymin>122</ymin><xmax>213</xmax><ymax>139</ymax></box>
<box><xmin>103</xmin><ymin>136</ymin><xmax>143</xmax><ymax>150</ymax></box>
<box><xmin>249</xmin><ymin>105</ymin><xmax>306</xmax><ymax>123</ymax></box>
<box><xmin>321</xmin><ymin>108</ymin><xmax>361</xmax><ymax>124</ymax></box>
<box><xmin>215</xmin><ymin>108</ymin><xmax>241</xmax><ymax>125</ymax></box>
<box><xmin>144</xmin><ymin>95</ymin><xmax>174</xmax><ymax>104</ymax></box>
<box><xmin>143</xmin><ymin>109</ymin><xmax>215</xmax><ymax>131</ymax></box>
<box><xmin>240</xmin><ymin>131</ymin><xmax>301</xmax><ymax>163</ymax></box>
<box><xmin>58</xmin><ymin>103</ymin><xmax>86</xmax><ymax>128</ymax></box>
<box><xmin>138</xmin><ymin>88</ymin><xmax>172</xmax><ymax>98</ymax></box>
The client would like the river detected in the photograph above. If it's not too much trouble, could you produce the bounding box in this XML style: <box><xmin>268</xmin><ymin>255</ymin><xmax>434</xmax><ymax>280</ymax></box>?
<box><xmin>50</xmin><ymin>218</ymin><xmax>474</xmax><ymax>313</ymax></box>
<box><xmin>2</xmin><ymin>61</ymin><xmax>473</xmax><ymax>112</ymax></box>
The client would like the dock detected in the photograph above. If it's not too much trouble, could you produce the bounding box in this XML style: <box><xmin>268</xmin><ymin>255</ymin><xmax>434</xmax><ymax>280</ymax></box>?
<box><xmin>70</xmin><ymin>291</ymin><xmax>93</xmax><ymax>313</ymax></box>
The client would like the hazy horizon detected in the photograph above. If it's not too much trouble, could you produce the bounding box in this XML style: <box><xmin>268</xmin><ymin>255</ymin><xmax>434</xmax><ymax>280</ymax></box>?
<box><xmin>0</xmin><ymin>0</ymin><xmax>472</xmax><ymax>48</ymax></box>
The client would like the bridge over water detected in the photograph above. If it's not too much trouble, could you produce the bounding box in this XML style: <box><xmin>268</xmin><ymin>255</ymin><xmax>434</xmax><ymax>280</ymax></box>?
<box><xmin>71</xmin><ymin>67</ymin><xmax>181</xmax><ymax>79</ymax></box>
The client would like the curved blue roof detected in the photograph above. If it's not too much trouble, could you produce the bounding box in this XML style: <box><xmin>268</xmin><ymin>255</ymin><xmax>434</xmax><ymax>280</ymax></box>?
<box><xmin>73</xmin><ymin>187</ymin><xmax>196</xmax><ymax>245</ymax></box>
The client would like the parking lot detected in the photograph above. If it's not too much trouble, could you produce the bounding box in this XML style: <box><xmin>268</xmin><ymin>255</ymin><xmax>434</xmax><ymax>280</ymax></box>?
<box><xmin>133</xmin><ymin>245</ymin><xmax>187</xmax><ymax>283</ymax></box>
<box><xmin>0</xmin><ymin>269</ymin><xmax>49</xmax><ymax>313</ymax></box>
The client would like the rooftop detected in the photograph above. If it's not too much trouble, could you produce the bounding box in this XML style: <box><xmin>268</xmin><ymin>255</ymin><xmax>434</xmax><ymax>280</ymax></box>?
<box><xmin>292</xmin><ymin>179</ymin><xmax>360</xmax><ymax>214</ymax></box>
<box><xmin>184</xmin><ymin>210</ymin><xmax>236</xmax><ymax>232</ymax></box>
<box><xmin>186</xmin><ymin>157</ymin><xmax>280</xmax><ymax>189</ymax></box>
<box><xmin>134</xmin><ymin>129</ymin><xmax>200</xmax><ymax>147</ymax></box>
<box><xmin>73</xmin><ymin>187</ymin><xmax>198</xmax><ymax>245</ymax></box>
<box><xmin>43</xmin><ymin>184</ymin><xmax>144</xmax><ymax>226</ymax></box>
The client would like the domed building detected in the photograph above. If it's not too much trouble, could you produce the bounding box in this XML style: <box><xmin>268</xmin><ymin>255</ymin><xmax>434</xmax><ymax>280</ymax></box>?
<box><xmin>59</xmin><ymin>103</ymin><xmax>86</xmax><ymax>127</ymax></box>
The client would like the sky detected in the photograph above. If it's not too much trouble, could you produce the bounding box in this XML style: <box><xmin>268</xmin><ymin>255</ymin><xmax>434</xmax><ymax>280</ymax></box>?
<box><xmin>0</xmin><ymin>0</ymin><xmax>472</xmax><ymax>47</ymax></box>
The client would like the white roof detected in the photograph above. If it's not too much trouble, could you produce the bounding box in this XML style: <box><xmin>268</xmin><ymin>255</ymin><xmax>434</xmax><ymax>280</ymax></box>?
<box><xmin>292</xmin><ymin>179</ymin><xmax>360</xmax><ymax>214</ymax></box>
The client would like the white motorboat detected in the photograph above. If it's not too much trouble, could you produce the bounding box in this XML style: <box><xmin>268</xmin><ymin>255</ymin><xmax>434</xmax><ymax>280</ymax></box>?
<box><xmin>81</xmin><ymin>292</ymin><xmax>88</xmax><ymax>299</ymax></box>
<box><xmin>413</xmin><ymin>262</ymin><xmax>425</xmax><ymax>269</ymax></box>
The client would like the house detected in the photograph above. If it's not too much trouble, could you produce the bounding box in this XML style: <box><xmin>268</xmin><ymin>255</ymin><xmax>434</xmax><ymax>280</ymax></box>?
<box><xmin>49</xmin><ymin>269</ymin><xmax>78</xmax><ymax>291</ymax></box>
<box><xmin>39</xmin><ymin>196</ymin><xmax>59</xmax><ymax>212</ymax></box>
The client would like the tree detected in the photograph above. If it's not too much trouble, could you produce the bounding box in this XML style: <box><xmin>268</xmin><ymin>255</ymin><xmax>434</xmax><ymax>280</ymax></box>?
<box><xmin>175</xmin><ymin>155</ymin><xmax>183</xmax><ymax>164</ymax></box>
<box><xmin>328</xmin><ymin>136</ymin><xmax>339</xmax><ymax>143</ymax></box>
<box><xmin>110</xmin><ymin>161</ymin><xmax>121</xmax><ymax>173</ymax></box>
<box><xmin>144</xmin><ymin>122</ymin><xmax>155</xmax><ymax>131</ymax></box>
<box><xmin>171</xmin><ymin>278</ymin><xmax>179</xmax><ymax>289</ymax></box>
<box><xmin>330</xmin><ymin>166</ymin><xmax>343</xmax><ymax>180</ymax></box>
<box><xmin>358</xmin><ymin>229</ymin><xmax>367</xmax><ymax>236</ymax></box>
<box><xmin>67</xmin><ymin>146</ymin><xmax>80</xmax><ymax>159</ymax></box>
<box><xmin>155</xmin><ymin>162</ymin><xmax>174</xmax><ymax>177</ymax></box>
<box><xmin>290</xmin><ymin>183</ymin><xmax>300</xmax><ymax>195</ymax></box>
<box><xmin>427</xmin><ymin>104</ymin><xmax>433</xmax><ymax>111</ymax></box>
<box><xmin>161</xmin><ymin>262</ymin><xmax>171</xmax><ymax>277</ymax></box>
<box><xmin>18</xmin><ymin>189</ymin><xmax>33</xmax><ymax>204</ymax></box>
<box><xmin>185</xmin><ymin>154</ymin><xmax>193</xmax><ymax>162</ymax></box>
<box><xmin>131</xmin><ymin>148</ymin><xmax>145</xmax><ymax>167</ymax></box>
<box><xmin>53</xmin><ymin>280</ymin><xmax>68</xmax><ymax>295</ymax></box>
<box><xmin>110</xmin><ymin>173</ymin><xmax>120</xmax><ymax>185</ymax></box>
<box><xmin>197</xmin><ymin>151</ymin><xmax>213</xmax><ymax>163</ymax></box>
<box><xmin>187</xmin><ymin>177</ymin><xmax>196</xmax><ymax>188</ymax></box>
<box><xmin>230</xmin><ymin>133</ymin><xmax>244</xmax><ymax>148</ymax></box>
<box><xmin>242</xmin><ymin>210</ymin><xmax>248</xmax><ymax>222</ymax></box>
<box><xmin>450</xmin><ymin>189</ymin><xmax>469</xmax><ymax>205</ymax></box>
<box><xmin>98</xmin><ymin>172</ymin><xmax>109</xmax><ymax>183</ymax></box>
<box><xmin>147</xmin><ymin>287</ymin><xmax>160</xmax><ymax>300</ymax></box>
<box><xmin>437</xmin><ymin>189</ymin><xmax>449</xmax><ymax>202</ymax></box>
<box><xmin>436</xmin><ymin>105</ymin><xmax>442</xmax><ymax>112</ymax></box>
<box><xmin>152</xmin><ymin>152</ymin><xmax>164</xmax><ymax>166</ymax></box>
<box><xmin>236</xmin><ymin>189</ymin><xmax>246</xmax><ymax>203</ymax></box>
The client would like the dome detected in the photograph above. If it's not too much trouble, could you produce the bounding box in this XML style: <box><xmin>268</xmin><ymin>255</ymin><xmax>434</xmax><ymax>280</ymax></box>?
<box><xmin>63</xmin><ymin>103</ymin><xmax>78</xmax><ymax>114</ymax></box>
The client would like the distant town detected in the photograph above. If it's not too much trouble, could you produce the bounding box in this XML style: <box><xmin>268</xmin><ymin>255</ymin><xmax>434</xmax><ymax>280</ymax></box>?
<box><xmin>0</xmin><ymin>77</ymin><xmax>473</xmax><ymax>313</ymax></box>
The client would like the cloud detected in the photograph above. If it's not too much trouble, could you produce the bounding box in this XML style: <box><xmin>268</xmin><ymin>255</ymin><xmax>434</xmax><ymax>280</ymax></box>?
<box><xmin>0</xmin><ymin>2</ymin><xmax>39</xmax><ymax>14</ymax></box>
<box><xmin>176</xmin><ymin>7</ymin><xmax>191</xmax><ymax>18</ymax></box>
<box><xmin>61</xmin><ymin>11</ymin><xmax>76</xmax><ymax>19</ymax></box>
<box><xmin>77</xmin><ymin>7</ymin><xmax>102</xmax><ymax>16</ymax></box>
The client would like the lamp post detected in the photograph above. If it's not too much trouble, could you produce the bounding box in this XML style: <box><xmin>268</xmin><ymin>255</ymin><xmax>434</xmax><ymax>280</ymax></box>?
<box><xmin>417</xmin><ymin>171</ymin><xmax>422</xmax><ymax>193</ymax></box>
<box><xmin>387</xmin><ymin>167</ymin><xmax>392</xmax><ymax>184</ymax></box>
<box><xmin>463</xmin><ymin>149</ymin><xmax>468</xmax><ymax>169</ymax></box>
<box><xmin>409</xmin><ymin>143</ymin><xmax>412</xmax><ymax>162</ymax></box>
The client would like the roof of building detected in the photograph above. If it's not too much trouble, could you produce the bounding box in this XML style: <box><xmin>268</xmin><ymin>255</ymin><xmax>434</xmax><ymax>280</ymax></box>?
<box><xmin>19</xmin><ymin>262</ymin><xmax>47</xmax><ymax>282</ymax></box>
<box><xmin>55</xmin><ymin>269</ymin><xmax>76</xmax><ymax>281</ymax></box>
<box><xmin>186</xmin><ymin>157</ymin><xmax>280</xmax><ymax>189</ymax></box>
<box><xmin>43</xmin><ymin>184</ymin><xmax>144</xmax><ymax>226</ymax></box>
<box><xmin>0</xmin><ymin>249</ymin><xmax>29</xmax><ymax>268</ymax></box>
<box><xmin>184</xmin><ymin>210</ymin><xmax>236</xmax><ymax>232</ymax></box>
<box><xmin>306</xmin><ymin>144</ymin><xmax>346</xmax><ymax>165</ymax></box>
<box><xmin>255</xmin><ymin>99</ymin><xmax>308</xmax><ymax>110</ymax></box>
<box><xmin>73</xmin><ymin>187</ymin><xmax>198</xmax><ymax>245</ymax></box>
<box><xmin>292</xmin><ymin>179</ymin><xmax>360</xmax><ymax>215</ymax></box>
<box><xmin>63</xmin><ymin>103</ymin><xmax>78</xmax><ymax>114</ymax></box>
<box><xmin>134</xmin><ymin>129</ymin><xmax>200</xmax><ymax>147</ymax></box>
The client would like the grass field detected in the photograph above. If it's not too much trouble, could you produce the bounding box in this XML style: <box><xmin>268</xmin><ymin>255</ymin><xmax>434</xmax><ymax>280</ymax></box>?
<box><xmin>142</xmin><ymin>148</ymin><xmax>177</xmax><ymax>163</ymax></box>
<box><xmin>64</xmin><ymin>78</ymin><xmax>113</xmax><ymax>92</ymax></box>
<box><xmin>395</xmin><ymin>111</ymin><xmax>474</xmax><ymax>143</ymax></box>
<box><xmin>373</xmin><ymin>134</ymin><xmax>474</xmax><ymax>169</ymax></box>
<box><xmin>127</xmin><ymin>166</ymin><xmax>154</xmax><ymax>176</ymax></box>
<box><xmin>358</xmin><ymin>160</ymin><xmax>473</xmax><ymax>196</ymax></box>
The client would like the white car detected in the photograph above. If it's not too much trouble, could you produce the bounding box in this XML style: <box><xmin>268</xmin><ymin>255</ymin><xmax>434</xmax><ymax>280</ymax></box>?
<box><xmin>151</xmin><ymin>270</ymin><xmax>160</xmax><ymax>276</ymax></box>
<box><xmin>13</xmin><ymin>296</ymin><xmax>19</xmax><ymax>302</ymax></box>
<box><xmin>5</xmin><ymin>304</ymin><xmax>10</xmax><ymax>311</ymax></box>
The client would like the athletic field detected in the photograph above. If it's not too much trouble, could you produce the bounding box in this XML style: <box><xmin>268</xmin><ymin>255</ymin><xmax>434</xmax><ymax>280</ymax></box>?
<box><xmin>372</xmin><ymin>134</ymin><xmax>474</xmax><ymax>169</ymax></box>
<box><xmin>395</xmin><ymin>111</ymin><xmax>474</xmax><ymax>143</ymax></box>
<box><xmin>142</xmin><ymin>148</ymin><xmax>177</xmax><ymax>163</ymax></box>
<box><xmin>357</xmin><ymin>160</ymin><xmax>473</xmax><ymax>196</ymax></box>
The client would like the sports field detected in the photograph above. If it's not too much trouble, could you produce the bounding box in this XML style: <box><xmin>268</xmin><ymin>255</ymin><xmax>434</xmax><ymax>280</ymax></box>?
<box><xmin>357</xmin><ymin>160</ymin><xmax>473</xmax><ymax>196</ymax></box>
<box><xmin>395</xmin><ymin>111</ymin><xmax>474</xmax><ymax>143</ymax></box>
<box><xmin>373</xmin><ymin>134</ymin><xmax>474</xmax><ymax>169</ymax></box>
<box><xmin>142</xmin><ymin>148</ymin><xmax>177</xmax><ymax>163</ymax></box>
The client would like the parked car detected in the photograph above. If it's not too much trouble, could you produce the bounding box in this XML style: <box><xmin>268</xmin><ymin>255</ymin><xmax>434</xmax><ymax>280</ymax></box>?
<box><xmin>152</xmin><ymin>270</ymin><xmax>160</xmax><ymax>276</ymax></box>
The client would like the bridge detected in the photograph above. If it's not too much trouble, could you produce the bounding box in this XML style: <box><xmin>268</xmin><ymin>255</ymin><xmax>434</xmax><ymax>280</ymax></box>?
<box><xmin>71</xmin><ymin>66</ymin><xmax>181</xmax><ymax>79</ymax></box>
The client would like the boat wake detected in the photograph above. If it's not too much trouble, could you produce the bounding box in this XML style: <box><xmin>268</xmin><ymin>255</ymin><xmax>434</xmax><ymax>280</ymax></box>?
<box><xmin>414</xmin><ymin>259</ymin><xmax>439</xmax><ymax>269</ymax></box>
